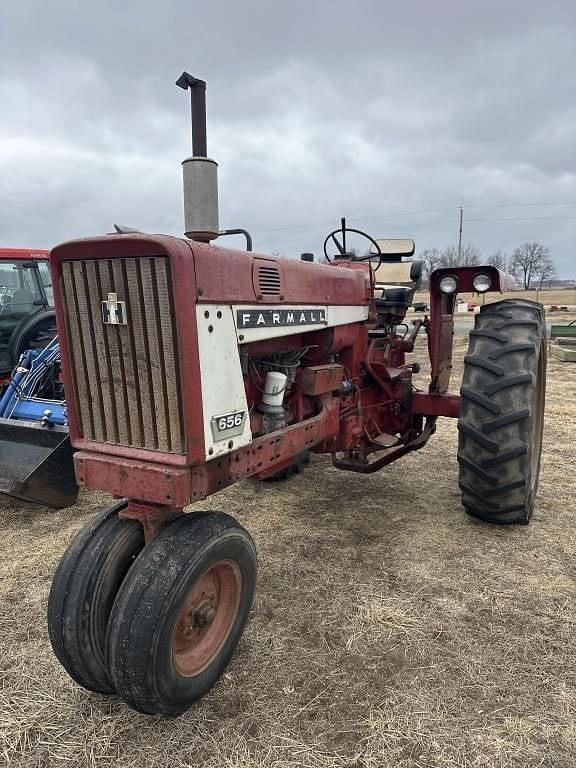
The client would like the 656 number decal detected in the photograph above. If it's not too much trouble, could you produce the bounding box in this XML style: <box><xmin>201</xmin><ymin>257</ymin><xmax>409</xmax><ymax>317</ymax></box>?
<box><xmin>217</xmin><ymin>412</ymin><xmax>244</xmax><ymax>431</ymax></box>
<box><xmin>210</xmin><ymin>409</ymin><xmax>247</xmax><ymax>441</ymax></box>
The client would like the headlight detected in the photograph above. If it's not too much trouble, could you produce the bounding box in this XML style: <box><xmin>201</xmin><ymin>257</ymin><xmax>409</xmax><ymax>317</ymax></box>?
<box><xmin>439</xmin><ymin>275</ymin><xmax>458</xmax><ymax>294</ymax></box>
<box><xmin>473</xmin><ymin>273</ymin><xmax>491</xmax><ymax>293</ymax></box>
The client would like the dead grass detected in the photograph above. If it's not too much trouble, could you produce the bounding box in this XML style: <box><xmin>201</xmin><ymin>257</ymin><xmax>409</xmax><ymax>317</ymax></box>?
<box><xmin>1</xmin><ymin>333</ymin><xmax>575</xmax><ymax>767</ymax></box>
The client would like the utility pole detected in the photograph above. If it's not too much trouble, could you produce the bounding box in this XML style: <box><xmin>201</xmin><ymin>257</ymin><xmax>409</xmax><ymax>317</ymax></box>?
<box><xmin>457</xmin><ymin>207</ymin><xmax>463</xmax><ymax>262</ymax></box>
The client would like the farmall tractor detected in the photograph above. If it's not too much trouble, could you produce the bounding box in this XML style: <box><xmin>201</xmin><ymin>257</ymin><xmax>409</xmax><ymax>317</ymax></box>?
<box><xmin>47</xmin><ymin>74</ymin><xmax>546</xmax><ymax>716</ymax></box>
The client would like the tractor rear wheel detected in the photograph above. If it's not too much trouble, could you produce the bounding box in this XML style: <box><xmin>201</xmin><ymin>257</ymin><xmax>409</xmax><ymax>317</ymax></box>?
<box><xmin>457</xmin><ymin>299</ymin><xmax>546</xmax><ymax>524</ymax></box>
<box><xmin>105</xmin><ymin>511</ymin><xmax>257</xmax><ymax>716</ymax></box>
<box><xmin>47</xmin><ymin>501</ymin><xmax>145</xmax><ymax>693</ymax></box>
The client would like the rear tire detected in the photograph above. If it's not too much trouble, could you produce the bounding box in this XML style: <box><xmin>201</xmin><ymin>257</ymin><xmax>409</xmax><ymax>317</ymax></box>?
<box><xmin>457</xmin><ymin>299</ymin><xmax>546</xmax><ymax>524</ymax></box>
<box><xmin>47</xmin><ymin>501</ymin><xmax>145</xmax><ymax>693</ymax></box>
<box><xmin>106</xmin><ymin>512</ymin><xmax>257</xmax><ymax>716</ymax></box>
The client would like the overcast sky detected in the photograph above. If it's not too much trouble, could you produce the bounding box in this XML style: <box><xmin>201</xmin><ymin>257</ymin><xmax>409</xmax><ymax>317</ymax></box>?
<box><xmin>1</xmin><ymin>1</ymin><xmax>575</xmax><ymax>277</ymax></box>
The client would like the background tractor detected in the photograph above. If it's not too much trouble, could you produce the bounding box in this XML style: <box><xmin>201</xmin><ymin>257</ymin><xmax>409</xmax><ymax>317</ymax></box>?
<box><xmin>45</xmin><ymin>74</ymin><xmax>546</xmax><ymax>717</ymax></box>
<box><xmin>0</xmin><ymin>248</ymin><xmax>55</xmax><ymax>375</ymax></box>
<box><xmin>0</xmin><ymin>249</ymin><xmax>77</xmax><ymax>506</ymax></box>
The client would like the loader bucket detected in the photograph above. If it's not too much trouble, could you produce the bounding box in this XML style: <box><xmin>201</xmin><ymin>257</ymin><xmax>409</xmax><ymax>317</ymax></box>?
<box><xmin>0</xmin><ymin>418</ymin><xmax>78</xmax><ymax>508</ymax></box>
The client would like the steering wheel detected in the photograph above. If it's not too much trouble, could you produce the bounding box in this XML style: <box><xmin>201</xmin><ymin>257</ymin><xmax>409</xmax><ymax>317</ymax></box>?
<box><xmin>322</xmin><ymin>218</ymin><xmax>383</xmax><ymax>270</ymax></box>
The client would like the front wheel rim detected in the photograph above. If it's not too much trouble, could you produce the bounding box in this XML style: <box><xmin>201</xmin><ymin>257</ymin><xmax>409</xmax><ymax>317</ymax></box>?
<box><xmin>172</xmin><ymin>560</ymin><xmax>242</xmax><ymax>677</ymax></box>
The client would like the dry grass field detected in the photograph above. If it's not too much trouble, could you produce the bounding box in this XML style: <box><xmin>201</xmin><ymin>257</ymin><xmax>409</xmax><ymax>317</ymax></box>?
<box><xmin>1</xmin><ymin>331</ymin><xmax>576</xmax><ymax>768</ymax></box>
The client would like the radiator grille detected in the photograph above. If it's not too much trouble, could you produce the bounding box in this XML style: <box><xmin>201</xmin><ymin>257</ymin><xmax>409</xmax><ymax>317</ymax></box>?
<box><xmin>60</xmin><ymin>257</ymin><xmax>185</xmax><ymax>453</ymax></box>
<box><xmin>257</xmin><ymin>265</ymin><xmax>281</xmax><ymax>295</ymax></box>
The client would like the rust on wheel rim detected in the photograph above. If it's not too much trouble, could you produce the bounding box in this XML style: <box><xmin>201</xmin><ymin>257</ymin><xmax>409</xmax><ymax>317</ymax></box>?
<box><xmin>172</xmin><ymin>560</ymin><xmax>242</xmax><ymax>677</ymax></box>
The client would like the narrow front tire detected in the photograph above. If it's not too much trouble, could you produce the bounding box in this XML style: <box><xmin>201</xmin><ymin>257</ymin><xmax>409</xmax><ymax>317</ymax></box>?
<box><xmin>47</xmin><ymin>500</ymin><xmax>145</xmax><ymax>693</ymax></box>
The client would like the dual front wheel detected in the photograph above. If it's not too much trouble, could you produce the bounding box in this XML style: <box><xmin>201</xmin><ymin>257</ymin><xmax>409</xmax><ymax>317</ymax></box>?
<box><xmin>48</xmin><ymin>506</ymin><xmax>257</xmax><ymax>716</ymax></box>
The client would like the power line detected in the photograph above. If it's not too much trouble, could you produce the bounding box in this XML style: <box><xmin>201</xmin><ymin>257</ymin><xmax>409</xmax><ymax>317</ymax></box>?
<box><xmin>251</xmin><ymin>206</ymin><xmax>457</xmax><ymax>234</ymax></box>
<box><xmin>255</xmin><ymin>213</ymin><xmax>576</xmax><ymax>252</ymax></box>
<box><xmin>256</xmin><ymin>218</ymin><xmax>458</xmax><ymax>251</ymax></box>
<box><xmin>466</xmin><ymin>215</ymin><xmax>576</xmax><ymax>223</ymax></box>
<box><xmin>464</xmin><ymin>202</ymin><xmax>576</xmax><ymax>209</ymax></box>
<box><xmin>247</xmin><ymin>201</ymin><xmax>576</xmax><ymax>236</ymax></box>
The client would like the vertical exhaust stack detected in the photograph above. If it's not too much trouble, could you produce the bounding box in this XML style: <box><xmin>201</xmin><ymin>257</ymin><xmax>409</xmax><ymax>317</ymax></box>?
<box><xmin>176</xmin><ymin>72</ymin><xmax>219</xmax><ymax>242</ymax></box>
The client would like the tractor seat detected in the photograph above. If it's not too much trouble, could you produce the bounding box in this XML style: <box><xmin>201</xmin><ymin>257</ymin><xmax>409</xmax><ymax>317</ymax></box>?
<box><xmin>375</xmin><ymin>286</ymin><xmax>413</xmax><ymax>310</ymax></box>
<box><xmin>372</xmin><ymin>260</ymin><xmax>423</xmax><ymax>303</ymax></box>
<box><xmin>371</xmin><ymin>257</ymin><xmax>423</xmax><ymax>324</ymax></box>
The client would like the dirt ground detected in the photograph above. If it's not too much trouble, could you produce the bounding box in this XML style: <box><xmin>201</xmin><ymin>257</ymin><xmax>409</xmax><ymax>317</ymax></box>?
<box><xmin>1</xmin><ymin>331</ymin><xmax>575</xmax><ymax>768</ymax></box>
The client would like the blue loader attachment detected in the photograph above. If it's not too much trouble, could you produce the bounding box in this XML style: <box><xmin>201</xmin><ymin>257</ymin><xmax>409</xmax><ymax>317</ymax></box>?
<box><xmin>0</xmin><ymin>338</ymin><xmax>78</xmax><ymax>508</ymax></box>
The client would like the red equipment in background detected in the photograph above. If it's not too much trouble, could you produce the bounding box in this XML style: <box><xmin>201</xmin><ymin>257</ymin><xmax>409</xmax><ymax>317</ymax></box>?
<box><xmin>0</xmin><ymin>248</ymin><xmax>53</xmax><ymax>379</ymax></box>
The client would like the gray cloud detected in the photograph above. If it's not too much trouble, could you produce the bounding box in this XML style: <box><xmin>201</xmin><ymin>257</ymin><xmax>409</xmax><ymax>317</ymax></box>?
<box><xmin>1</xmin><ymin>1</ymin><xmax>575</xmax><ymax>276</ymax></box>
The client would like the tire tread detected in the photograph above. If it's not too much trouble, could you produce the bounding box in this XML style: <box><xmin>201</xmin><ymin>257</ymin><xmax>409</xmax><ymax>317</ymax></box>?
<box><xmin>458</xmin><ymin>299</ymin><xmax>546</xmax><ymax>524</ymax></box>
<box><xmin>47</xmin><ymin>500</ymin><xmax>144</xmax><ymax>693</ymax></box>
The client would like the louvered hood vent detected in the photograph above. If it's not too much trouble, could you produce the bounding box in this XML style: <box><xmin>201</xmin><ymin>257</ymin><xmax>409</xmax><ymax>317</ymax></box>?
<box><xmin>258</xmin><ymin>264</ymin><xmax>281</xmax><ymax>295</ymax></box>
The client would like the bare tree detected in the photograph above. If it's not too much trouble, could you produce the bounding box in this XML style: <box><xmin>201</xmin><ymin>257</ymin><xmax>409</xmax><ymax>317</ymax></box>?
<box><xmin>439</xmin><ymin>243</ymin><xmax>482</xmax><ymax>268</ymax></box>
<box><xmin>439</xmin><ymin>245</ymin><xmax>459</xmax><ymax>268</ymax></box>
<box><xmin>419</xmin><ymin>248</ymin><xmax>441</xmax><ymax>283</ymax></box>
<box><xmin>486</xmin><ymin>251</ymin><xmax>508</xmax><ymax>271</ymax></box>
<box><xmin>510</xmin><ymin>242</ymin><xmax>552</xmax><ymax>290</ymax></box>
<box><xmin>536</xmin><ymin>252</ymin><xmax>556</xmax><ymax>289</ymax></box>
<box><xmin>461</xmin><ymin>243</ymin><xmax>482</xmax><ymax>267</ymax></box>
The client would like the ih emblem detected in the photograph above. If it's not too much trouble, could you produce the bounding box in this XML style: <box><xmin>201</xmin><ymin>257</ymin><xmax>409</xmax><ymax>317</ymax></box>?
<box><xmin>101</xmin><ymin>293</ymin><xmax>127</xmax><ymax>325</ymax></box>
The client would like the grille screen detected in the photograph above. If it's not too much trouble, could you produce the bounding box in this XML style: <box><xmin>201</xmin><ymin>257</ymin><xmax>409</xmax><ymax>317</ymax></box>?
<box><xmin>60</xmin><ymin>257</ymin><xmax>185</xmax><ymax>453</ymax></box>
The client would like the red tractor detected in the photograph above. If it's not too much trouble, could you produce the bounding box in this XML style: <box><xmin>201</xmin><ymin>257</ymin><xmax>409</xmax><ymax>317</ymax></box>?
<box><xmin>0</xmin><ymin>248</ymin><xmax>55</xmax><ymax>377</ymax></box>
<box><xmin>47</xmin><ymin>74</ymin><xmax>546</xmax><ymax>716</ymax></box>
